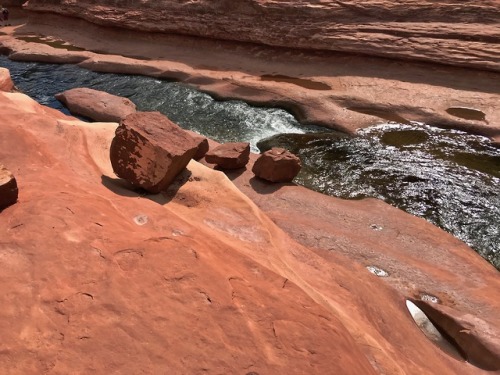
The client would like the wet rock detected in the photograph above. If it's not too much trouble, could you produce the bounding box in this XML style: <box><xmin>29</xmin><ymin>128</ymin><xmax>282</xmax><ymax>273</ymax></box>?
<box><xmin>55</xmin><ymin>87</ymin><xmax>136</xmax><ymax>122</ymax></box>
<box><xmin>252</xmin><ymin>147</ymin><xmax>301</xmax><ymax>183</ymax></box>
<box><xmin>205</xmin><ymin>142</ymin><xmax>250</xmax><ymax>170</ymax></box>
<box><xmin>186</xmin><ymin>130</ymin><xmax>209</xmax><ymax>160</ymax></box>
<box><xmin>0</xmin><ymin>165</ymin><xmax>18</xmax><ymax>210</ymax></box>
<box><xmin>110</xmin><ymin>111</ymin><xmax>198</xmax><ymax>193</ymax></box>
<box><xmin>0</xmin><ymin>68</ymin><xmax>14</xmax><ymax>92</ymax></box>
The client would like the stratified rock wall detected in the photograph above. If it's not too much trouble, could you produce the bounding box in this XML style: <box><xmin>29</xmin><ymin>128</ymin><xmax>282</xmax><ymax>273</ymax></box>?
<box><xmin>25</xmin><ymin>0</ymin><xmax>500</xmax><ymax>71</ymax></box>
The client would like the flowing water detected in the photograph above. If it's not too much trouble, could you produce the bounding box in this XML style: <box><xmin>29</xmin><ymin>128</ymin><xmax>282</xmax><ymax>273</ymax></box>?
<box><xmin>1</xmin><ymin>56</ymin><xmax>499</xmax><ymax>269</ymax></box>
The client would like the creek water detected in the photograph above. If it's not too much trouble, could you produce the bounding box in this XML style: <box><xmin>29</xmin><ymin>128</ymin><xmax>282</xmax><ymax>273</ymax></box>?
<box><xmin>1</xmin><ymin>56</ymin><xmax>499</xmax><ymax>269</ymax></box>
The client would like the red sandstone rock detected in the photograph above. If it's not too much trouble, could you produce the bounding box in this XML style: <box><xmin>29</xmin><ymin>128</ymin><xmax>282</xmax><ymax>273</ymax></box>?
<box><xmin>415</xmin><ymin>300</ymin><xmax>500</xmax><ymax>371</ymax></box>
<box><xmin>2</xmin><ymin>81</ymin><xmax>500</xmax><ymax>375</ymax></box>
<box><xmin>55</xmin><ymin>88</ymin><xmax>136</xmax><ymax>122</ymax></box>
<box><xmin>110</xmin><ymin>112</ymin><xmax>198</xmax><ymax>193</ymax></box>
<box><xmin>0</xmin><ymin>164</ymin><xmax>18</xmax><ymax>210</ymax></box>
<box><xmin>24</xmin><ymin>0</ymin><xmax>500</xmax><ymax>71</ymax></box>
<box><xmin>253</xmin><ymin>147</ymin><xmax>301</xmax><ymax>183</ymax></box>
<box><xmin>185</xmin><ymin>130</ymin><xmax>209</xmax><ymax>160</ymax></box>
<box><xmin>0</xmin><ymin>67</ymin><xmax>14</xmax><ymax>92</ymax></box>
<box><xmin>205</xmin><ymin>142</ymin><xmax>250</xmax><ymax>170</ymax></box>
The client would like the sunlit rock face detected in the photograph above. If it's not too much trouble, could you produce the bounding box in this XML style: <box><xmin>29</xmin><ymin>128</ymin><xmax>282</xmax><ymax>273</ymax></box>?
<box><xmin>24</xmin><ymin>0</ymin><xmax>500</xmax><ymax>71</ymax></box>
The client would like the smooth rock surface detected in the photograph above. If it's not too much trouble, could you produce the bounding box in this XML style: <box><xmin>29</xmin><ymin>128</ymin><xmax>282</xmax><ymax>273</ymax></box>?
<box><xmin>55</xmin><ymin>87</ymin><xmax>136</xmax><ymax>122</ymax></box>
<box><xmin>1</xmin><ymin>74</ymin><xmax>500</xmax><ymax>375</ymax></box>
<box><xmin>253</xmin><ymin>147</ymin><xmax>301</xmax><ymax>183</ymax></box>
<box><xmin>0</xmin><ymin>164</ymin><xmax>18</xmax><ymax>210</ymax></box>
<box><xmin>205</xmin><ymin>142</ymin><xmax>250</xmax><ymax>170</ymax></box>
<box><xmin>23</xmin><ymin>0</ymin><xmax>500</xmax><ymax>71</ymax></box>
<box><xmin>110</xmin><ymin>111</ymin><xmax>198</xmax><ymax>193</ymax></box>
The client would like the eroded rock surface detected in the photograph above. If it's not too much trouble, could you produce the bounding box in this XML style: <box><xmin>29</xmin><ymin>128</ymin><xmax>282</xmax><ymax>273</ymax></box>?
<box><xmin>24</xmin><ymin>0</ymin><xmax>500</xmax><ymax>71</ymax></box>
<box><xmin>253</xmin><ymin>147</ymin><xmax>301</xmax><ymax>183</ymax></box>
<box><xmin>205</xmin><ymin>142</ymin><xmax>250</xmax><ymax>170</ymax></box>
<box><xmin>1</xmin><ymin>72</ymin><xmax>500</xmax><ymax>375</ymax></box>
<box><xmin>0</xmin><ymin>164</ymin><xmax>18</xmax><ymax>210</ymax></box>
<box><xmin>110</xmin><ymin>111</ymin><xmax>198</xmax><ymax>193</ymax></box>
<box><xmin>55</xmin><ymin>87</ymin><xmax>136</xmax><ymax>122</ymax></box>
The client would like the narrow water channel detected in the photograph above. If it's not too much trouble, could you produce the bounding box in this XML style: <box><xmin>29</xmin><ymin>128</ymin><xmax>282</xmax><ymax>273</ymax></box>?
<box><xmin>1</xmin><ymin>56</ymin><xmax>499</xmax><ymax>269</ymax></box>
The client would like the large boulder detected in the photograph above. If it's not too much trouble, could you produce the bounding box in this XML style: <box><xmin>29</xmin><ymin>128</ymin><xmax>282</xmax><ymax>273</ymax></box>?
<box><xmin>55</xmin><ymin>88</ymin><xmax>136</xmax><ymax>122</ymax></box>
<box><xmin>110</xmin><ymin>112</ymin><xmax>198</xmax><ymax>193</ymax></box>
<box><xmin>252</xmin><ymin>147</ymin><xmax>301</xmax><ymax>183</ymax></box>
<box><xmin>0</xmin><ymin>165</ymin><xmax>18</xmax><ymax>210</ymax></box>
<box><xmin>0</xmin><ymin>68</ymin><xmax>14</xmax><ymax>92</ymax></box>
<box><xmin>205</xmin><ymin>142</ymin><xmax>250</xmax><ymax>170</ymax></box>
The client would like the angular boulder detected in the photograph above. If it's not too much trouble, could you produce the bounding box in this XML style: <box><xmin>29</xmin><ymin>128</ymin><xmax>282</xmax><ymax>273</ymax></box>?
<box><xmin>0</xmin><ymin>165</ymin><xmax>18</xmax><ymax>210</ymax></box>
<box><xmin>55</xmin><ymin>87</ymin><xmax>136</xmax><ymax>122</ymax></box>
<box><xmin>110</xmin><ymin>112</ymin><xmax>198</xmax><ymax>193</ymax></box>
<box><xmin>0</xmin><ymin>68</ymin><xmax>14</xmax><ymax>92</ymax></box>
<box><xmin>252</xmin><ymin>147</ymin><xmax>301</xmax><ymax>183</ymax></box>
<box><xmin>205</xmin><ymin>142</ymin><xmax>250</xmax><ymax>170</ymax></box>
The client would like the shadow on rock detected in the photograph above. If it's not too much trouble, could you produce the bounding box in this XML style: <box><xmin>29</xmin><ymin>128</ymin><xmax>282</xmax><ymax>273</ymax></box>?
<box><xmin>248</xmin><ymin>176</ymin><xmax>294</xmax><ymax>195</ymax></box>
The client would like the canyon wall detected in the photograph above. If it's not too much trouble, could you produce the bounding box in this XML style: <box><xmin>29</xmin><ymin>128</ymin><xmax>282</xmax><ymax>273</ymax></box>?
<box><xmin>24</xmin><ymin>0</ymin><xmax>500</xmax><ymax>71</ymax></box>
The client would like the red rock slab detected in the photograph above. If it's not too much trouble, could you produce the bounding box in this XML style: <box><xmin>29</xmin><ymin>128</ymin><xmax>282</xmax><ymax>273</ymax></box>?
<box><xmin>110</xmin><ymin>111</ymin><xmax>198</xmax><ymax>193</ymax></box>
<box><xmin>252</xmin><ymin>147</ymin><xmax>301</xmax><ymax>183</ymax></box>
<box><xmin>55</xmin><ymin>87</ymin><xmax>136</xmax><ymax>122</ymax></box>
<box><xmin>0</xmin><ymin>164</ymin><xmax>18</xmax><ymax>210</ymax></box>
<box><xmin>205</xmin><ymin>142</ymin><xmax>250</xmax><ymax>170</ymax></box>
<box><xmin>0</xmin><ymin>90</ymin><xmax>380</xmax><ymax>375</ymax></box>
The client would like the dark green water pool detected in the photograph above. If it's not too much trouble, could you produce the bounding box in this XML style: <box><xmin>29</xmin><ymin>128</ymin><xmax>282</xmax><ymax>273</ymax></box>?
<box><xmin>1</xmin><ymin>56</ymin><xmax>498</xmax><ymax>269</ymax></box>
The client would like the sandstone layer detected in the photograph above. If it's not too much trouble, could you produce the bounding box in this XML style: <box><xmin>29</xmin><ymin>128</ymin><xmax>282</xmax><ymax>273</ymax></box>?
<box><xmin>1</xmin><ymin>69</ymin><xmax>500</xmax><ymax>374</ymax></box>
<box><xmin>23</xmin><ymin>0</ymin><xmax>500</xmax><ymax>72</ymax></box>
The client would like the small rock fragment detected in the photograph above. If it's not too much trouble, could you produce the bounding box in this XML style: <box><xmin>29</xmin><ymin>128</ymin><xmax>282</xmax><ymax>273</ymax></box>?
<box><xmin>0</xmin><ymin>165</ymin><xmax>18</xmax><ymax>210</ymax></box>
<box><xmin>205</xmin><ymin>142</ymin><xmax>250</xmax><ymax>170</ymax></box>
<box><xmin>252</xmin><ymin>147</ymin><xmax>301</xmax><ymax>182</ymax></box>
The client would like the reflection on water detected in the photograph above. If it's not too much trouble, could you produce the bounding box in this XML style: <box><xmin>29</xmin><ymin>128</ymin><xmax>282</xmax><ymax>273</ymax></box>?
<box><xmin>1</xmin><ymin>56</ymin><xmax>499</xmax><ymax>269</ymax></box>
<box><xmin>259</xmin><ymin>124</ymin><xmax>500</xmax><ymax>269</ymax></box>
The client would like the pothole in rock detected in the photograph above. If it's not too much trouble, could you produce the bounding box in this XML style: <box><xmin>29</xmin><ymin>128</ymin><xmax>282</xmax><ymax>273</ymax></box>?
<box><xmin>260</xmin><ymin>74</ymin><xmax>331</xmax><ymax>90</ymax></box>
<box><xmin>133</xmin><ymin>214</ymin><xmax>148</xmax><ymax>226</ymax></box>
<box><xmin>446</xmin><ymin>107</ymin><xmax>487</xmax><ymax>122</ymax></box>
<box><xmin>420</xmin><ymin>293</ymin><xmax>440</xmax><ymax>304</ymax></box>
<box><xmin>366</xmin><ymin>265</ymin><xmax>389</xmax><ymax>277</ymax></box>
<box><xmin>406</xmin><ymin>300</ymin><xmax>465</xmax><ymax>362</ymax></box>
